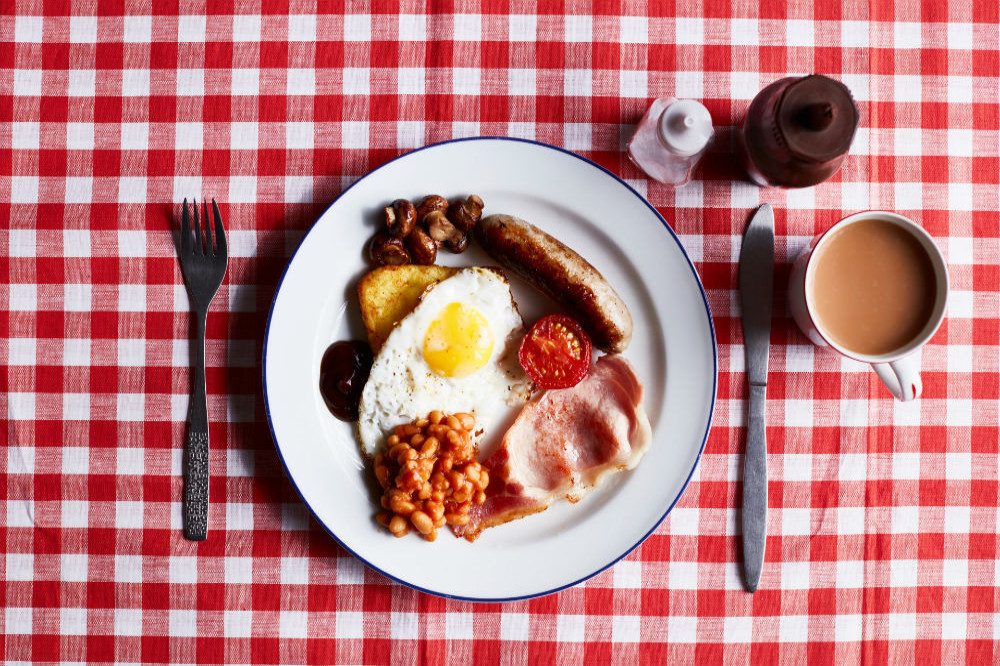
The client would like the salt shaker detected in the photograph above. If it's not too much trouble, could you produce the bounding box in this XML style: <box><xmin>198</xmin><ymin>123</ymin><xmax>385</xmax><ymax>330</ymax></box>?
<box><xmin>627</xmin><ymin>98</ymin><xmax>714</xmax><ymax>186</ymax></box>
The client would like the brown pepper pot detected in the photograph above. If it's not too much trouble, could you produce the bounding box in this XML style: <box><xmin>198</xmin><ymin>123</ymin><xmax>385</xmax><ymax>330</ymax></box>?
<box><xmin>737</xmin><ymin>74</ymin><xmax>860</xmax><ymax>188</ymax></box>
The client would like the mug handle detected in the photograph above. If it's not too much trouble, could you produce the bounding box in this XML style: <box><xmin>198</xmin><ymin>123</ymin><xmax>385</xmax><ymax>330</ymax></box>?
<box><xmin>872</xmin><ymin>355</ymin><xmax>922</xmax><ymax>402</ymax></box>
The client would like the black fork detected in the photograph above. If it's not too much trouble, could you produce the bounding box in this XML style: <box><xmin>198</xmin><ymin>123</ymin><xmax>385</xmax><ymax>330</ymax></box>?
<box><xmin>178</xmin><ymin>198</ymin><xmax>228</xmax><ymax>540</ymax></box>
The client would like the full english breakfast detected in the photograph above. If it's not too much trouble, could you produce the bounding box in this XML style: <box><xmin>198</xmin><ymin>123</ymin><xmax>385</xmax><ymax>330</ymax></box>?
<box><xmin>323</xmin><ymin>198</ymin><xmax>650</xmax><ymax>541</ymax></box>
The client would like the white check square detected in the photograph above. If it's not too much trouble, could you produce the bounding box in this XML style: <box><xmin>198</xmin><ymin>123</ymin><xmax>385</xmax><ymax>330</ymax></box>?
<box><xmin>231</xmin><ymin>69</ymin><xmax>260</xmax><ymax>96</ymax></box>
<box><xmin>116</xmin><ymin>393</ymin><xmax>145</xmax><ymax>421</ymax></box>
<box><xmin>453</xmin><ymin>14</ymin><xmax>482</xmax><ymax>41</ymax></box>
<box><xmin>61</xmin><ymin>607</ymin><xmax>87</xmax><ymax>635</ymax></box>
<box><xmin>10</xmin><ymin>284</ymin><xmax>37</xmax><ymax>310</ymax></box>
<box><xmin>397</xmin><ymin>68</ymin><xmax>425</xmax><ymax>95</ymax></box>
<box><xmin>121</xmin><ymin>69</ymin><xmax>150</xmax><ymax>96</ymax></box>
<box><xmin>66</xmin><ymin>123</ymin><xmax>95</xmax><ymax>150</ymax></box>
<box><xmin>785</xmin><ymin>20</ymin><xmax>814</xmax><ymax>47</ymax></box>
<box><xmin>894</xmin><ymin>22</ymin><xmax>922</xmax><ymax>49</ymax></box>
<box><xmin>120</xmin><ymin>123</ymin><xmax>149</xmax><ymax>150</ymax></box>
<box><xmin>398</xmin><ymin>14</ymin><xmax>426</xmax><ymax>41</ymax></box>
<box><xmin>63</xmin><ymin>393</ymin><xmax>90</xmax><ymax>421</ymax></box>
<box><xmin>115</xmin><ymin>609</ymin><xmax>143</xmax><ymax>636</ymax></box>
<box><xmin>15</xmin><ymin>16</ymin><xmax>43</xmax><ymax>43</ymax></box>
<box><xmin>453</xmin><ymin>68</ymin><xmax>481</xmax><ymax>95</ymax></box>
<box><xmin>556</xmin><ymin>614</ymin><xmax>585</xmax><ymax>642</ymax></box>
<box><xmin>178</xmin><ymin>15</ymin><xmax>207</xmax><ymax>42</ymax></box>
<box><xmin>4</xmin><ymin>553</ymin><xmax>35</xmax><ymax>580</ymax></box>
<box><xmin>280</xmin><ymin>611</ymin><xmax>308</xmax><ymax>638</ymax></box>
<box><xmin>232</xmin><ymin>15</ymin><xmax>261</xmax><ymax>42</ymax></box>
<box><xmin>14</xmin><ymin>69</ymin><xmax>42</xmax><ymax>96</ymax></box>
<box><xmin>9</xmin><ymin>338</ymin><xmax>36</xmax><ymax>365</ymax></box>
<box><xmin>343</xmin><ymin>15</ymin><xmax>371</xmax><ymax>41</ymax></box>
<box><xmin>342</xmin><ymin>68</ymin><xmax>369</xmax><ymax>95</ymax></box>
<box><xmin>64</xmin><ymin>284</ymin><xmax>92</xmax><ymax>311</ymax></box>
<box><xmin>9</xmin><ymin>229</ymin><xmax>35</xmax><ymax>257</ymax></box>
<box><xmin>12</xmin><ymin>122</ymin><xmax>40</xmax><ymax>149</ymax></box>
<box><xmin>68</xmin><ymin>69</ymin><xmax>96</xmax><ymax>97</ymax></box>
<box><xmin>175</xmin><ymin>122</ymin><xmax>202</xmax><ymax>150</ymax></box>
<box><xmin>177</xmin><ymin>68</ymin><xmax>204</xmax><ymax>96</ymax></box>
<box><xmin>70</xmin><ymin>16</ymin><xmax>98</xmax><ymax>43</ymax></box>
<box><xmin>620</xmin><ymin>16</ymin><xmax>648</xmax><ymax>44</ymax></box>
<box><xmin>612</xmin><ymin>615</ymin><xmax>641</xmax><ymax>643</ymax></box>
<box><xmin>675</xmin><ymin>18</ymin><xmax>703</xmax><ymax>45</ymax></box>
<box><xmin>564</xmin><ymin>15</ymin><xmax>591</xmax><ymax>42</ymax></box>
<box><xmin>335</xmin><ymin>611</ymin><xmax>364</xmax><ymax>639</ymax></box>
<box><xmin>65</xmin><ymin>178</ymin><xmax>93</xmax><ymax>204</ymax></box>
<box><xmin>124</xmin><ymin>15</ymin><xmax>152</xmax><ymax>42</ymax></box>
<box><xmin>508</xmin><ymin>15</ymin><xmax>536</xmax><ymax>41</ymax></box>
<box><xmin>288</xmin><ymin>14</ymin><xmax>316</xmax><ymax>41</ymax></box>
<box><xmin>667</xmin><ymin>616</ymin><xmax>697</xmax><ymax>643</ymax></box>
<box><xmin>840</xmin><ymin>21</ymin><xmax>868</xmax><ymax>48</ymax></box>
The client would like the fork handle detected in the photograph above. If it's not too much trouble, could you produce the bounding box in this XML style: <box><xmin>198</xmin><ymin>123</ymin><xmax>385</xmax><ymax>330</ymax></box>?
<box><xmin>184</xmin><ymin>308</ymin><xmax>210</xmax><ymax>541</ymax></box>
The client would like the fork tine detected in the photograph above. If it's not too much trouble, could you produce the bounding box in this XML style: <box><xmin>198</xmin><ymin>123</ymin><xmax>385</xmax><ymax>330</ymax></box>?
<box><xmin>212</xmin><ymin>199</ymin><xmax>227</xmax><ymax>258</ymax></box>
<box><xmin>192</xmin><ymin>196</ymin><xmax>203</xmax><ymax>255</ymax></box>
<box><xmin>202</xmin><ymin>199</ymin><xmax>213</xmax><ymax>255</ymax></box>
<box><xmin>181</xmin><ymin>198</ymin><xmax>192</xmax><ymax>255</ymax></box>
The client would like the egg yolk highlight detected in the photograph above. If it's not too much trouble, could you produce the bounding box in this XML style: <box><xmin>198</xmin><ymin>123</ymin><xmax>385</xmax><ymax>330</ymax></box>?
<box><xmin>423</xmin><ymin>303</ymin><xmax>494</xmax><ymax>377</ymax></box>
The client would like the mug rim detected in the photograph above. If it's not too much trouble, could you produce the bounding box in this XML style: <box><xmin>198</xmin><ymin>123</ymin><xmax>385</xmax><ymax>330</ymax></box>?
<box><xmin>803</xmin><ymin>210</ymin><xmax>950</xmax><ymax>364</ymax></box>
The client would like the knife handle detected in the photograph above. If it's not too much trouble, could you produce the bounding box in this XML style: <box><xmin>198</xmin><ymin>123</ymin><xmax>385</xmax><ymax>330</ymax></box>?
<box><xmin>742</xmin><ymin>383</ymin><xmax>768</xmax><ymax>592</ymax></box>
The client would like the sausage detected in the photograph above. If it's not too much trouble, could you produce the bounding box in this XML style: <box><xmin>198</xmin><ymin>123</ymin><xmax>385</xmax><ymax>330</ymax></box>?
<box><xmin>474</xmin><ymin>214</ymin><xmax>633</xmax><ymax>353</ymax></box>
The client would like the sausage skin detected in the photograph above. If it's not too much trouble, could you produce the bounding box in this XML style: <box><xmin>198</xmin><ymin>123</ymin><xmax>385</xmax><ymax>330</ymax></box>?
<box><xmin>474</xmin><ymin>214</ymin><xmax>633</xmax><ymax>353</ymax></box>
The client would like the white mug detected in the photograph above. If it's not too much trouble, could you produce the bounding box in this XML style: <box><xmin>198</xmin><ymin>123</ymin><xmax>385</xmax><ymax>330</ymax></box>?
<box><xmin>788</xmin><ymin>211</ymin><xmax>949</xmax><ymax>401</ymax></box>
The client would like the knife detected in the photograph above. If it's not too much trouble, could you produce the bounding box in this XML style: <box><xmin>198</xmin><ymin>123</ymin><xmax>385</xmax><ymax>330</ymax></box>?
<box><xmin>739</xmin><ymin>203</ymin><xmax>774</xmax><ymax>593</ymax></box>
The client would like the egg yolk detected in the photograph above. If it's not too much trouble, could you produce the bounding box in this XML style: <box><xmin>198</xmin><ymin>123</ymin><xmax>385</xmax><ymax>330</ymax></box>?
<box><xmin>423</xmin><ymin>303</ymin><xmax>494</xmax><ymax>377</ymax></box>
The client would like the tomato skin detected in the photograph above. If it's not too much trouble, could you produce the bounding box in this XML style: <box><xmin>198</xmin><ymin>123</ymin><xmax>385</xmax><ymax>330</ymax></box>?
<box><xmin>518</xmin><ymin>314</ymin><xmax>593</xmax><ymax>389</ymax></box>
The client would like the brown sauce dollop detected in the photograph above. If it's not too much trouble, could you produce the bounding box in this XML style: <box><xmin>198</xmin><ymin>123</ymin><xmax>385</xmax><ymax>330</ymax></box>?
<box><xmin>319</xmin><ymin>340</ymin><xmax>374</xmax><ymax>421</ymax></box>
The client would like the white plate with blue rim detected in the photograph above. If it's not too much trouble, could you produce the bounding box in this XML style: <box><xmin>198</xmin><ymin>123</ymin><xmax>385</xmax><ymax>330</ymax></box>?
<box><xmin>264</xmin><ymin>137</ymin><xmax>716</xmax><ymax>601</ymax></box>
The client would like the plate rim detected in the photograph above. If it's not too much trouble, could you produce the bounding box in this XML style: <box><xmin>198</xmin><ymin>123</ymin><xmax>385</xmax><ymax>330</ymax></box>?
<box><xmin>262</xmin><ymin>136</ymin><xmax>718</xmax><ymax>602</ymax></box>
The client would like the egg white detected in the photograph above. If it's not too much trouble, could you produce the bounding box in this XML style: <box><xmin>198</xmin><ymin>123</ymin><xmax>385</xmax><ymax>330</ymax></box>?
<box><xmin>358</xmin><ymin>267</ymin><xmax>533</xmax><ymax>458</ymax></box>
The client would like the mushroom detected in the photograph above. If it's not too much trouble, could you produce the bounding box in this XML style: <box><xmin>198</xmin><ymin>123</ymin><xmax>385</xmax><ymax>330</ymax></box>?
<box><xmin>425</xmin><ymin>210</ymin><xmax>461</xmax><ymax>245</ymax></box>
<box><xmin>444</xmin><ymin>231</ymin><xmax>470</xmax><ymax>254</ymax></box>
<box><xmin>416</xmin><ymin>194</ymin><xmax>449</xmax><ymax>224</ymax></box>
<box><xmin>405</xmin><ymin>227</ymin><xmax>437</xmax><ymax>265</ymax></box>
<box><xmin>369</xmin><ymin>231</ymin><xmax>410</xmax><ymax>265</ymax></box>
<box><xmin>446</xmin><ymin>194</ymin><xmax>485</xmax><ymax>232</ymax></box>
<box><xmin>385</xmin><ymin>199</ymin><xmax>417</xmax><ymax>238</ymax></box>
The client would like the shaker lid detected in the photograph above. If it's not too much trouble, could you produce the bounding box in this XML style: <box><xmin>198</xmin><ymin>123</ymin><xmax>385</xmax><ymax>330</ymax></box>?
<box><xmin>777</xmin><ymin>75</ymin><xmax>860</xmax><ymax>163</ymax></box>
<box><xmin>657</xmin><ymin>99</ymin><xmax>714</xmax><ymax>157</ymax></box>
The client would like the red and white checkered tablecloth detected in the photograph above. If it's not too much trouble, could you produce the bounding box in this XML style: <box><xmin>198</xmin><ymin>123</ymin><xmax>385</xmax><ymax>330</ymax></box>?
<box><xmin>3</xmin><ymin>2</ymin><xmax>999</xmax><ymax>664</ymax></box>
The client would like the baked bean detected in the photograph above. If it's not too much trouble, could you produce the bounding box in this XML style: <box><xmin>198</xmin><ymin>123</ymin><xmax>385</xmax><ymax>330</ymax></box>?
<box><xmin>446</xmin><ymin>415</ymin><xmax>461</xmax><ymax>430</ymax></box>
<box><xmin>389</xmin><ymin>515</ymin><xmax>408</xmax><ymax>535</ymax></box>
<box><xmin>445</xmin><ymin>513</ymin><xmax>470</xmax><ymax>526</ymax></box>
<box><xmin>453</xmin><ymin>487</ymin><xmax>471</xmax><ymax>503</ymax></box>
<box><xmin>428</xmin><ymin>410</ymin><xmax>444</xmax><ymax>425</ymax></box>
<box><xmin>411</xmin><ymin>510</ymin><xmax>434</xmax><ymax>535</ymax></box>
<box><xmin>410</xmin><ymin>433</ymin><xmax>425</xmax><ymax>447</ymax></box>
<box><xmin>475</xmin><ymin>490</ymin><xmax>486</xmax><ymax>505</ymax></box>
<box><xmin>415</xmin><ymin>418</ymin><xmax>429</xmax><ymax>428</ymax></box>
<box><xmin>423</xmin><ymin>529</ymin><xmax>438</xmax><ymax>542</ymax></box>
<box><xmin>434</xmin><ymin>515</ymin><xmax>447</xmax><ymax>529</ymax></box>
<box><xmin>389</xmin><ymin>496</ymin><xmax>416</xmax><ymax>516</ymax></box>
<box><xmin>376</xmin><ymin>512</ymin><xmax>391</xmax><ymax>527</ymax></box>
<box><xmin>420</xmin><ymin>436</ymin><xmax>439</xmax><ymax>457</ymax></box>
<box><xmin>387</xmin><ymin>434</ymin><xmax>400</xmax><ymax>447</ymax></box>
<box><xmin>456</xmin><ymin>413</ymin><xmax>475</xmax><ymax>430</ymax></box>
<box><xmin>426</xmin><ymin>501</ymin><xmax>445</xmax><ymax>521</ymax></box>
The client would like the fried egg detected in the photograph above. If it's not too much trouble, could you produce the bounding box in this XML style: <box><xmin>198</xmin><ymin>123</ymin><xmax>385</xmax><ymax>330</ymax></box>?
<box><xmin>358</xmin><ymin>267</ymin><xmax>533</xmax><ymax>458</ymax></box>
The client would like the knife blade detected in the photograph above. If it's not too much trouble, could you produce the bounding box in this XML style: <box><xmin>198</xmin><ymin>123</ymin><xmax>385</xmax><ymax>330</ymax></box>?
<box><xmin>739</xmin><ymin>203</ymin><xmax>774</xmax><ymax>593</ymax></box>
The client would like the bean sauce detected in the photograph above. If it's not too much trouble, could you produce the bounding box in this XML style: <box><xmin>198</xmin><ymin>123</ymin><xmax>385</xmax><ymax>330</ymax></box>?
<box><xmin>319</xmin><ymin>340</ymin><xmax>374</xmax><ymax>421</ymax></box>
